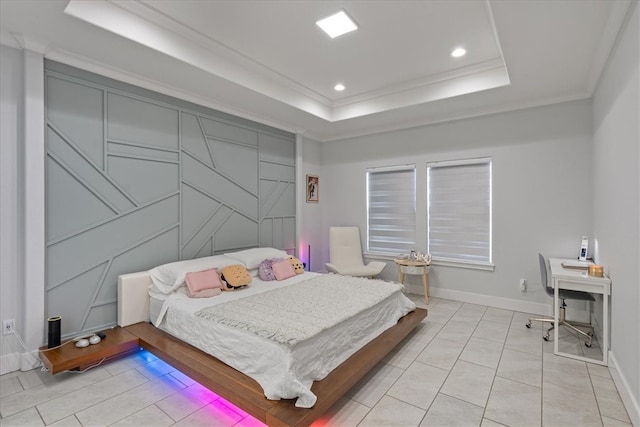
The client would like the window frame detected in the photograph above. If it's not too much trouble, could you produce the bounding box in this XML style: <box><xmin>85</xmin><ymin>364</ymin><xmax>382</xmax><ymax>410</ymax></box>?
<box><xmin>365</xmin><ymin>164</ymin><xmax>417</xmax><ymax>257</ymax></box>
<box><xmin>427</xmin><ymin>157</ymin><xmax>494</xmax><ymax>271</ymax></box>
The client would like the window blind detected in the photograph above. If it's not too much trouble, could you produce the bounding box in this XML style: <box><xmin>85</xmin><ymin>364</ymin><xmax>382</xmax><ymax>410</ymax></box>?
<box><xmin>427</xmin><ymin>159</ymin><xmax>492</xmax><ymax>264</ymax></box>
<box><xmin>367</xmin><ymin>166</ymin><xmax>416</xmax><ymax>254</ymax></box>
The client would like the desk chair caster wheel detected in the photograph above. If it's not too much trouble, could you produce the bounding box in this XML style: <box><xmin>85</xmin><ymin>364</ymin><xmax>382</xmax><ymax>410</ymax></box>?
<box><xmin>543</xmin><ymin>335</ymin><xmax>550</xmax><ymax>341</ymax></box>
<box><xmin>525</xmin><ymin>322</ymin><xmax>531</xmax><ymax>329</ymax></box>
<box><xmin>585</xmin><ymin>342</ymin><xmax>592</xmax><ymax>348</ymax></box>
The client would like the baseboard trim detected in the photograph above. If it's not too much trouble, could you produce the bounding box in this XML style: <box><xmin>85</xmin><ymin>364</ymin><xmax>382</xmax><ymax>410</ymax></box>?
<box><xmin>0</xmin><ymin>350</ymin><xmax>42</xmax><ymax>375</ymax></box>
<box><xmin>428</xmin><ymin>287</ymin><xmax>551</xmax><ymax>316</ymax></box>
<box><xmin>609</xmin><ymin>351</ymin><xmax>640</xmax><ymax>427</ymax></box>
<box><xmin>0</xmin><ymin>352</ymin><xmax>21</xmax><ymax>375</ymax></box>
<box><xmin>21</xmin><ymin>350</ymin><xmax>42</xmax><ymax>371</ymax></box>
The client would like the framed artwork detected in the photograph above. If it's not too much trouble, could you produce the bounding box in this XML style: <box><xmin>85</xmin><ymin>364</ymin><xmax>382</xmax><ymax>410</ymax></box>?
<box><xmin>306</xmin><ymin>175</ymin><xmax>319</xmax><ymax>203</ymax></box>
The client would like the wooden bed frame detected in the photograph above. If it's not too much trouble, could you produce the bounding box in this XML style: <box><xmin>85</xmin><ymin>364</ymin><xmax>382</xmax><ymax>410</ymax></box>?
<box><xmin>117</xmin><ymin>271</ymin><xmax>427</xmax><ymax>426</ymax></box>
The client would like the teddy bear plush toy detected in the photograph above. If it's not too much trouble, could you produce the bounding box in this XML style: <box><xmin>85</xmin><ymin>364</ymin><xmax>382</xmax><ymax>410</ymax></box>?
<box><xmin>287</xmin><ymin>256</ymin><xmax>305</xmax><ymax>274</ymax></box>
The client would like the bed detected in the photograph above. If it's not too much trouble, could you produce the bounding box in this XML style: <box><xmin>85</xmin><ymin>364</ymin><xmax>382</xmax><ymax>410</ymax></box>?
<box><xmin>117</xmin><ymin>249</ymin><xmax>427</xmax><ymax>426</ymax></box>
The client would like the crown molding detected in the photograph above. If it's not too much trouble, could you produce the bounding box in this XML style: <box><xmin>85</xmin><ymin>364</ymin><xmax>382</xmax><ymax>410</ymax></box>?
<box><xmin>321</xmin><ymin>92</ymin><xmax>592</xmax><ymax>143</ymax></box>
<box><xmin>10</xmin><ymin>33</ymin><xmax>49</xmax><ymax>54</ymax></box>
<box><xmin>46</xmin><ymin>48</ymin><xmax>301</xmax><ymax>136</ymax></box>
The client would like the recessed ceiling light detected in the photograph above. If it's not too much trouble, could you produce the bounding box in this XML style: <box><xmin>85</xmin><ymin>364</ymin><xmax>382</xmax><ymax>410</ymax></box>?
<box><xmin>451</xmin><ymin>47</ymin><xmax>467</xmax><ymax>58</ymax></box>
<box><xmin>316</xmin><ymin>10</ymin><xmax>358</xmax><ymax>39</ymax></box>
<box><xmin>334</xmin><ymin>83</ymin><xmax>346</xmax><ymax>91</ymax></box>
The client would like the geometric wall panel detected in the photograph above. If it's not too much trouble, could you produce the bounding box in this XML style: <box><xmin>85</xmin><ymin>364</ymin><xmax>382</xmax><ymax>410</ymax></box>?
<box><xmin>213</xmin><ymin>212</ymin><xmax>259</xmax><ymax>253</ymax></box>
<box><xmin>201</xmin><ymin>116</ymin><xmax>258</xmax><ymax>146</ymax></box>
<box><xmin>182</xmin><ymin>154</ymin><xmax>258</xmax><ymax>218</ymax></box>
<box><xmin>45</xmin><ymin>62</ymin><xmax>295</xmax><ymax>338</ymax></box>
<box><xmin>107</xmin><ymin>141</ymin><xmax>180</xmax><ymax>163</ymax></box>
<box><xmin>107</xmin><ymin>156</ymin><xmax>179</xmax><ymax>204</ymax></box>
<box><xmin>47</xmin><ymin>127</ymin><xmax>136</xmax><ymax>214</ymax></box>
<box><xmin>209</xmin><ymin>139</ymin><xmax>258</xmax><ymax>193</ymax></box>
<box><xmin>46</xmin><ymin>157</ymin><xmax>114</xmax><ymax>242</ymax></box>
<box><xmin>182</xmin><ymin>205</ymin><xmax>233</xmax><ymax>260</ymax></box>
<box><xmin>261</xmin><ymin>161</ymin><xmax>295</xmax><ymax>182</ymax></box>
<box><xmin>262</xmin><ymin>183</ymin><xmax>295</xmax><ymax>219</ymax></box>
<box><xmin>181</xmin><ymin>184</ymin><xmax>222</xmax><ymax>245</ymax></box>
<box><xmin>47</xmin><ymin>195</ymin><xmax>180</xmax><ymax>288</ymax></box>
<box><xmin>47</xmin><ymin>76</ymin><xmax>104</xmax><ymax>169</ymax></box>
<box><xmin>46</xmin><ymin>263</ymin><xmax>107</xmax><ymax>336</ymax></box>
<box><xmin>182</xmin><ymin>113</ymin><xmax>214</xmax><ymax>168</ymax></box>
<box><xmin>259</xmin><ymin>133</ymin><xmax>295</xmax><ymax>164</ymax></box>
<box><xmin>47</xmin><ymin>77</ymin><xmax>104</xmax><ymax>167</ymax></box>
<box><xmin>107</xmin><ymin>93</ymin><xmax>179</xmax><ymax>150</ymax></box>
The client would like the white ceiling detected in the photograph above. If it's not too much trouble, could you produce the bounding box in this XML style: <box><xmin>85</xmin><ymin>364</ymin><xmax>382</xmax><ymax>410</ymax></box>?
<box><xmin>0</xmin><ymin>0</ymin><xmax>632</xmax><ymax>141</ymax></box>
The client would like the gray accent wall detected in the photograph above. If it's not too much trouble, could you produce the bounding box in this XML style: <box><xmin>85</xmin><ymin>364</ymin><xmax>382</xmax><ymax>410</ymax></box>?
<box><xmin>44</xmin><ymin>61</ymin><xmax>295</xmax><ymax>337</ymax></box>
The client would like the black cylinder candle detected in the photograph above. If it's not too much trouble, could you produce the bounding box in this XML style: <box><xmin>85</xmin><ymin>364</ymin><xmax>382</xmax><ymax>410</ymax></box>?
<box><xmin>47</xmin><ymin>316</ymin><xmax>61</xmax><ymax>348</ymax></box>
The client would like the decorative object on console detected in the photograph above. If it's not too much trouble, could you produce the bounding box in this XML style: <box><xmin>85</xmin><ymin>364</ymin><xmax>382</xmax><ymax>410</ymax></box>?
<box><xmin>75</xmin><ymin>334</ymin><xmax>101</xmax><ymax>348</ymax></box>
<box><xmin>588</xmin><ymin>264</ymin><xmax>604</xmax><ymax>277</ymax></box>
<box><xmin>47</xmin><ymin>316</ymin><xmax>62</xmax><ymax>348</ymax></box>
<box><xmin>407</xmin><ymin>251</ymin><xmax>431</xmax><ymax>263</ymax></box>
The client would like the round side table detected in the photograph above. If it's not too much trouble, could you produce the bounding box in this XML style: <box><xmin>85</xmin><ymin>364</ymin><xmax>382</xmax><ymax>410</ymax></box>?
<box><xmin>394</xmin><ymin>258</ymin><xmax>430</xmax><ymax>303</ymax></box>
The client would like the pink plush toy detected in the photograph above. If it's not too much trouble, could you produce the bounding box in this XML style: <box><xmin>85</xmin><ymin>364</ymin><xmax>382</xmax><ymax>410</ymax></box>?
<box><xmin>258</xmin><ymin>257</ymin><xmax>284</xmax><ymax>281</ymax></box>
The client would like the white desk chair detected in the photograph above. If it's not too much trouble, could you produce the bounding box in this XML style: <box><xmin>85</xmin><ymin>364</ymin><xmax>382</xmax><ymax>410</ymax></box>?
<box><xmin>325</xmin><ymin>226</ymin><xmax>386</xmax><ymax>278</ymax></box>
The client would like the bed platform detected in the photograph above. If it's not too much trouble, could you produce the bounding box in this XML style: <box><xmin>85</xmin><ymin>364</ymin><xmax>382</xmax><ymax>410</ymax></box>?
<box><xmin>124</xmin><ymin>308</ymin><xmax>425</xmax><ymax>426</ymax></box>
<box><xmin>118</xmin><ymin>270</ymin><xmax>427</xmax><ymax>426</ymax></box>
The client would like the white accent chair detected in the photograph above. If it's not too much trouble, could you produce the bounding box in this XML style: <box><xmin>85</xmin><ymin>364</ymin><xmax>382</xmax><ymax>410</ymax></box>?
<box><xmin>325</xmin><ymin>226</ymin><xmax>386</xmax><ymax>278</ymax></box>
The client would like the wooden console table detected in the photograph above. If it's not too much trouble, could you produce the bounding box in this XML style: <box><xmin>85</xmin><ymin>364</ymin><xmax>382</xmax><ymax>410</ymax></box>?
<box><xmin>39</xmin><ymin>327</ymin><xmax>139</xmax><ymax>374</ymax></box>
<box><xmin>394</xmin><ymin>258</ymin><xmax>430</xmax><ymax>303</ymax></box>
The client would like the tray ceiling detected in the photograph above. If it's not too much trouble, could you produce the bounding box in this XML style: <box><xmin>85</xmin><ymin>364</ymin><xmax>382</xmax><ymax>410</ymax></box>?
<box><xmin>0</xmin><ymin>0</ymin><xmax>632</xmax><ymax>141</ymax></box>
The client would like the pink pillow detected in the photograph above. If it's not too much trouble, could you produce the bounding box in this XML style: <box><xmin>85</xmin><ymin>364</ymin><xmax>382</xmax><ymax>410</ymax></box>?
<box><xmin>184</xmin><ymin>268</ymin><xmax>223</xmax><ymax>297</ymax></box>
<box><xmin>191</xmin><ymin>288</ymin><xmax>222</xmax><ymax>298</ymax></box>
<box><xmin>272</xmin><ymin>260</ymin><xmax>296</xmax><ymax>281</ymax></box>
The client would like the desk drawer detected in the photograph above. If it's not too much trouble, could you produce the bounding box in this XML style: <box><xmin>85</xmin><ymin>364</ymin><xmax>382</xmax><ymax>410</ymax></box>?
<box><xmin>401</xmin><ymin>265</ymin><xmax>425</xmax><ymax>275</ymax></box>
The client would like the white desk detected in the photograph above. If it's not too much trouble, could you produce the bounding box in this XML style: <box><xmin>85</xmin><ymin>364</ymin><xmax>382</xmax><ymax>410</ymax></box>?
<box><xmin>549</xmin><ymin>258</ymin><xmax>611</xmax><ymax>365</ymax></box>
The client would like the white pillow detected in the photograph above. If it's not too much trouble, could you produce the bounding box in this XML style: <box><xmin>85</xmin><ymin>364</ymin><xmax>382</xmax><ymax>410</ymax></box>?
<box><xmin>224</xmin><ymin>247</ymin><xmax>289</xmax><ymax>270</ymax></box>
<box><xmin>149</xmin><ymin>255</ymin><xmax>237</xmax><ymax>294</ymax></box>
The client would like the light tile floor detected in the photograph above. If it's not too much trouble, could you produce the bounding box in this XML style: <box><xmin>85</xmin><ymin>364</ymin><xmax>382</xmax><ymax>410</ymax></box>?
<box><xmin>0</xmin><ymin>296</ymin><xmax>632</xmax><ymax>427</ymax></box>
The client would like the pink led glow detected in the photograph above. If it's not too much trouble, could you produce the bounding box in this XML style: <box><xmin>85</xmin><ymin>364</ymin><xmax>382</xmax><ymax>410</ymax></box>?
<box><xmin>136</xmin><ymin>350</ymin><xmax>266</xmax><ymax>425</ymax></box>
<box><xmin>298</xmin><ymin>240</ymin><xmax>310</xmax><ymax>270</ymax></box>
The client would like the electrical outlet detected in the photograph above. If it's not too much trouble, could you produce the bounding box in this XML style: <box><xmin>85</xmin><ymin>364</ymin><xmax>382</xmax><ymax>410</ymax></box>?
<box><xmin>519</xmin><ymin>278</ymin><xmax>527</xmax><ymax>292</ymax></box>
<box><xmin>3</xmin><ymin>319</ymin><xmax>15</xmax><ymax>335</ymax></box>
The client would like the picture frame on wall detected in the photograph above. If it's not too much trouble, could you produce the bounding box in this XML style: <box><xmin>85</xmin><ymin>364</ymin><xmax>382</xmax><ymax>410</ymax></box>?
<box><xmin>306</xmin><ymin>175</ymin><xmax>319</xmax><ymax>203</ymax></box>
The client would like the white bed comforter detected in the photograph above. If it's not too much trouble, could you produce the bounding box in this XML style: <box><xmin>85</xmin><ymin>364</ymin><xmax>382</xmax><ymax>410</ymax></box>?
<box><xmin>195</xmin><ymin>274</ymin><xmax>402</xmax><ymax>345</ymax></box>
<box><xmin>151</xmin><ymin>273</ymin><xmax>416</xmax><ymax>408</ymax></box>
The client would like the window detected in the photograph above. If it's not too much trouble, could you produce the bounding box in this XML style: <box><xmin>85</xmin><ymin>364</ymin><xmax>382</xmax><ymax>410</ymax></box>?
<box><xmin>366</xmin><ymin>165</ymin><xmax>416</xmax><ymax>254</ymax></box>
<box><xmin>427</xmin><ymin>158</ymin><xmax>492</xmax><ymax>267</ymax></box>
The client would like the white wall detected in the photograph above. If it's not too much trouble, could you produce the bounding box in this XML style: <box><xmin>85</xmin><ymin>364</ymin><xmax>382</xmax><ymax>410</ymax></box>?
<box><xmin>0</xmin><ymin>45</ymin><xmax>24</xmax><ymax>374</ymax></box>
<box><xmin>322</xmin><ymin>100</ymin><xmax>593</xmax><ymax>314</ymax></box>
<box><xmin>592</xmin><ymin>2</ymin><xmax>640</xmax><ymax>423</ymax></box>
<box><xmin>298</xmin><ymin>135</ymin><xmax>324</xmax><ymax>272</ymax></box>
